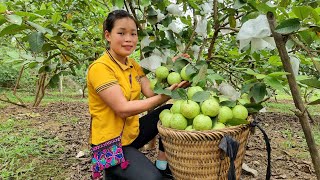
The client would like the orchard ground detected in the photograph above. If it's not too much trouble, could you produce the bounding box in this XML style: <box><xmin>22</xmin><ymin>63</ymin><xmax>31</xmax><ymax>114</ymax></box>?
<box><xmin>0</xmin><ymin>92</ymin><xmax>319</xmax><ymax>179</ymax></box>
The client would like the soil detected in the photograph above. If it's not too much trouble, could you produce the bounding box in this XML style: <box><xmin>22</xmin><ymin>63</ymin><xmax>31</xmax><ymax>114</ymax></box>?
<box><xmin>1</xmin><ymin>101</ymin><xmax>319</xmax><ymax>180</ymax></box>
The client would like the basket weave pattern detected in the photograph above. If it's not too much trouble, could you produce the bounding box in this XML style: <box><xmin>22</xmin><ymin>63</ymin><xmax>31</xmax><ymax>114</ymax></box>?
<box><xmin>158</xmin><ymin>122</ymin><xmax>250</xmax><ymax>180</ymax></box>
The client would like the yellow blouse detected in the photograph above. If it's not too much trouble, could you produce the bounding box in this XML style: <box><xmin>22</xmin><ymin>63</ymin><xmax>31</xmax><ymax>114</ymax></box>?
<box><xmin>87</xmin><ymin>52</ymin><xmax>145</xmax><ymax>145</ymax></box>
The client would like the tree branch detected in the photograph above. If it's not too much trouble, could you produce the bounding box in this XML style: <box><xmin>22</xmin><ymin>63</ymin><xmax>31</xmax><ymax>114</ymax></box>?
<box><xmin>289</xmin><ymin>35</ymin><xmax>320</xmax><ymax>72</ymax></box>
<box><xmin>183</xmin><ymin>9</ymin><xmax>197</xmax><ymax>54</ymax></box>
<box><xmin>267</xmin><ymin>11</ymin><xmax>320</xmax><ymax>180</ymax></box>
<box><xmin>0</xmin><ymin>95</ymin><xmax>27</xmax><ymax>108</ymax></box>
<box><xmin>207</xmin><ymin>0</ymin><xmax>219</xmax><ymax>60</ymax></box>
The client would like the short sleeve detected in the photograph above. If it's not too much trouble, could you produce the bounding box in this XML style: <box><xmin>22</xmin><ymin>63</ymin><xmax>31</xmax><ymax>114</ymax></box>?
<box><xmin>88</xmin><ymin>63</ymin><xmax>118</xmax><ymax>93</ymax></box>
<box><xmin>131</xmin><ymin>59</ymin><xmax>145</xmax><ymax>77</ymax></box>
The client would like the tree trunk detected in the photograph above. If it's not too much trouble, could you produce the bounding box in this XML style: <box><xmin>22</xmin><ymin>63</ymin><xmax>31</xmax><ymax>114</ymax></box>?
<box><xmin>59</xmin><ymin>74</ymin><xmax>63</xmax><ymax>93</ymax></box>
<box><xmin>267</xmin><ymin>12</ymin><xmax>320</xmax><ymax>180</ymax></box>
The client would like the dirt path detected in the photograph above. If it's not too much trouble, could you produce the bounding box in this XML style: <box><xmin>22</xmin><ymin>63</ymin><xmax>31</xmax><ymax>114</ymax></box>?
<box><xmin>1</xmin><ymin>102</ymin><xmax>318</xmax><ymax>179</ymax></box>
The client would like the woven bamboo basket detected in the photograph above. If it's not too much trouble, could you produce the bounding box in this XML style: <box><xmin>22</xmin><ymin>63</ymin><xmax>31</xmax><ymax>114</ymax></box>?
<box><xmin>157</xmin><ymin>121</ymin><xmax>251</xmax><ymax>180</ymax></box>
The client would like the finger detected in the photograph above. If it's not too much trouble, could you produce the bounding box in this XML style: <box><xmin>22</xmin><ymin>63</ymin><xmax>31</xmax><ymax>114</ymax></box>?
<box><xmin>168</xmin><ymin>83</ymin><xmax>178</xmax><ymax>90</ymax></box>
<box><xmin>177</xmin><ymin>81</ymin><xmax>189</xmax><ymax>88</ymax></box>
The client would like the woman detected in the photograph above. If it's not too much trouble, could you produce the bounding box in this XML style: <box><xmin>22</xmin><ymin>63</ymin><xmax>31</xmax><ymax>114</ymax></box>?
<box><xmin>87</xmin><ymin>10</ymin><xmax>189</xmax><ymax>180</ymax></box>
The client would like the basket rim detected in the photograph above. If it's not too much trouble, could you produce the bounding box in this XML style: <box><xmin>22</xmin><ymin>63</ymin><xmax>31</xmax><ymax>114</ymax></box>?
<box><xmin>158</xmin><ymin>121</ymin><xmax>249</xmax><ymax>134</ymax></box>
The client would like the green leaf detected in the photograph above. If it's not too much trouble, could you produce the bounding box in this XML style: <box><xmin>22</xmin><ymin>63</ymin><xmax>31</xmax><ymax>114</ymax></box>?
<box><xmin>42</xmin><ymin>43</ymin><xmax>59</xmax><ymax>52</ymax></box>
<box><xmin>300</xmin><ymin>79</ymin><xmax>320</xmax><ymax>89</ymax></box>
<box><xmin>7</xmin><ymin>51</ymin><xmax>19</xmax><ymax>59</ymax></box>
<box><xmin>275</xmin><ymin>18</ymin><xmax>300</xmax><ymax>34</ymax></box>
<box><xmin>154</xmin><ymin>83</ymin><xmax>171</xmax><ymax>96</ymax></box>
<box><xmin>207</xmin><ymin>74</ymin><xmax>225</xmax><ymax>82</ymax></box>
<box><xmin>298</xmin><ymin>31</ymin><xmax>314</xmax><ymax>45</ymax></box>
<box><xmin>171</xmin><ymin>88</ymin><xmax>188</xmax><ymax>100</ymax></box>
<box><xmin>27</xmin><ymin>21</ymin><xmax>51</xmax><ymax>34</ymax></box>
<box><xmin>256</xmin><ymin>3</ymin><xmax>276</xmax><ymax>14</ymax></box>
<box><xmin>234</xmin><ymin>0</ymin><xmax>246</xmax><ymax>9</ymax></box>
<box><xmin>244</xmin><ymin>69</ymin><xmax>257</xmax><ymax>75</ymax></box>
<box><xmin>226</xmin><ymin>118</ymin><xmax>249</xmax><ymax>126</ymax></box>
<box><xmin>60</xmin><ymin>22</ymin><xmax>75</xmax><ymax>31</ymax></box>
<box><xmin>0</xmin><ymin>15</ymin><xmax>6</xmax><ymax>26</ymax></box>
<box><xmin>0</xmin><ymin>24</ymin><xmax>30</xmax><ymax>36</ymax></box>
<box><xmin>140</xmin><ymin>0</ymin><xmax>151</xmax><ymax>6</ymax></box>
<box><xmin>264</xmin><ymin>76</ymin><xmax>284</xmax><ymax>91</ymax></box>
<box><xmin>52</xmin><ymin>12</ymin><xmax>62</xmax><ymax>24</ymax></box>
<box><xmin>268</xmin><ymin>55</ymin><xmax>282</xmax><ymax>66</ymax></box>
<box><xmin>279</xmin><ymin>0</ymin><xmax>291</xmax><ymax>8</ymax></box>
<box><xmin>48</xmin><ymin>74</ymin><xmax>60</xmax><ymax>88</ymax></box>
<box><xmin>147</xmin><ymin>7</ymin><xmax>158</xmax><ymax>25</ymax></box>
<box><xmin>173</xmin><ymin>57</ymin><xmax>189</xmax><ymax>72</ymax></box>
<box><xmin>14</xmin><ymin>11</ymin><xmax>43</xmax><ymax>18</ymax></box>
<box><xmin>185</xmin><ymin>64</ymin><xmax>197</xmax><ymax>76</ymax></box>
<box><xmin>147</xmin><ymin>6</ymin><xmax>158</xmax><ymax>16</ymax></box>
<box><xmin>256</xmin><ymin>74</ymin><xmax>266</xmax><ymax>79</ymax></box>
<box><xmin>292</xmin><ymin>6</ymin><xmax>312</xmax><ymax>20</ymax></box>
<box><xmin>220</xmin><ymin>100</ymin><xmax>236</xmax><ymax>107</ymax></box>
<box><xmin>5</xmin><ymin>14</ymin><xmax>22</xmax><ymax>25</ymax></box>
<box><xmin>114</xmin><ymin>0</ymin><xmax>124</xmax><ymax>8</ymax></box>
<box><xmin>188</xmin><ymin>0</ymin><xmax>198</xmax><ymax>9</ymax></box>
<box><xmin>267</xmin><ymin>71</ymin><xmax>290</xmax><ymax>77</ymax></box>
<box><xmin>28</xmin><ymin>32</ymin><xmax>45</xmax><ymax>53</ymax></box>
<box><xmin>0</xmin><ymin>3</ymin><xmax>7</xmax><ymax>13</ymax></box>
<box><xmin>191</xmin><ymin>91</ymin><xmax>210</xmax><ymax>103</ymax></box>
<box><xmin>192</xmin><ymin>64</ymin><xmax>207</xmax><ymax>86</ymax></box>
<box><xmin>229</xmin><ymin>15</ymin><xmax>236</xmax><ymax>28</ymax></box>
<box><xmin>244</xmin><ymin>103</ymin><xmax>264</xmax><ymax>113</ymax></box>
<box><xmin>250</xmin><ymin>82</ymin><xmax>267</xmax><ymax>103</ymax></box>
<box><xmin>311</xmin><ymin>9</ymin><xmax>320</xmax><ymax>23</ymax></box>
<box><xmin>308</xmin><ymin>99</ymin><xmax>320</xmax><ymax>105</ymax></box>
<box><xmin>241</xmin><ymin>83</ymin><xmax>255</xmax><ymax>94</ymax></box>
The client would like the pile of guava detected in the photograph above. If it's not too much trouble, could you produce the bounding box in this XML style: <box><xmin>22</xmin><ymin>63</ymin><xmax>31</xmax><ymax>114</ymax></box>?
<box><xmin>151</xmin><ymin>59</ymin><xmax>251</xmax><ymax>131</ymax></box>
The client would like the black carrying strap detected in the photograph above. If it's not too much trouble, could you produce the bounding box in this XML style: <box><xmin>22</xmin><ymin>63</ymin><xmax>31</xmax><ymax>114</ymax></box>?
<box><xmin>219</xmin><ymin>136</ymin><xmax>239</xmax><ymax>180</ymax></box>
<box><xmin>250</xmin><ymin>117</ymin><xmax>271</xmax><ymax>180</ymax></box>
<box><xmin>218</xmin><ymin>117</ymin><xmax>271</xmax><ymax>180</ymax></box>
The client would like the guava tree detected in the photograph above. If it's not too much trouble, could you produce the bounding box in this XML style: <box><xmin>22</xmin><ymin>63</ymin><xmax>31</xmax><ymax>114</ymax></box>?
<box><xmin>0</xmin><ymin>0</ymin><xmax>108</xmax><ymax>106</ymax></box>
<box><xmin>117</xmin><ymin>0</ymin><xmax>320</xmax><ymax>178</ymax></box>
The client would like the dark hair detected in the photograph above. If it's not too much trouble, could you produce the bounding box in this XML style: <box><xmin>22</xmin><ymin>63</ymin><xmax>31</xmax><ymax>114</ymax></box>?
<box><xmin>103</xmin><ymin>10</ymin><xmax>138</xmax><ymax>34</ymax></box>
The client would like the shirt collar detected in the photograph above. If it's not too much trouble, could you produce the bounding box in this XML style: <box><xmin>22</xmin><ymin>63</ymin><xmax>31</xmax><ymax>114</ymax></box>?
<box><xmin>105</xmin><ymin>51</ymin><xmax>132</xmax><ymax>70</ymax></box>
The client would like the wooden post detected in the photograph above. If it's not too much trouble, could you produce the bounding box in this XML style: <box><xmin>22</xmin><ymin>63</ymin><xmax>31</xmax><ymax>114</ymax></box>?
<box><xmin>267</xmin><ymin>12</ymin><xmax>320</xmax><ymax>180</ymax></box>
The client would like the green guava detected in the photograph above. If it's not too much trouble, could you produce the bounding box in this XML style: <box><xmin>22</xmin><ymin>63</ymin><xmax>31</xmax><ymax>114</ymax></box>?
<box><xmin>201</xmin><ymin>99</ymin><xmax>220</xmax><ymax>117</ymax></box>
<box><xmin>155</xmin><ymin>66</ymin><xmax>169</xmax><ymax>80</ymax></box>
<box><xmin>167</xmin><ymin>72</ymin><xmax>181</xmax><ymax>85</ymax></box>
<box><xmin>180</xmin><ymin>64</ymin><xmax>191</xmax><ymax>81</ymax></box>
<box><xmin>160</xmin><ymin>112</ymin><xmax>173</xmax><ymax>128</ymax></box>
<box><xmin>187</xmin><ymin>86</ymin><xmax>204</xmax><ymax>100</ymax></box>
<box><xmin>232</xmin><ymin>105</ymin><xmax>248</xmax><ymax>120</ymax></box>
<box><xmin>180</xmin><ymin>100</ymin><xmax>200</xmax><ymax>119</ymax></box>
<box><xmin>193</xmin><ymin>114</ymin><xmax>212</xmax><ymax>131</ymax></box>
<box><xmin>170</xmin><ymin>100</ymin><xmax>184</xmax><ymax>114</ymax></box>
<box><xmin>212</xmin><ymin>122</ymin><xmax>226</xmax><ymax>130</ymax></box>
<box><xmin>150</xmin><ymin>79</ymin><xmax>157</xmax><ymax>90</ymax></box>
<box><xmin>170</xmin><ymin>113</ymin><xmax>188</xmax><ymax>130</ymax></box>
<box><xmin>185</xmin><ymin>125</ymin><xmax>195</xmax><ymax>131</ymax></box>
<box><xmin>159</xmin><ymin>109</ymin><xmax>171</xmax><ymax>120</ymax></box>
<box><xmin>217</xmin><ymin>106</ymin><xmax>233</xmax><ymax>123</ymax></box>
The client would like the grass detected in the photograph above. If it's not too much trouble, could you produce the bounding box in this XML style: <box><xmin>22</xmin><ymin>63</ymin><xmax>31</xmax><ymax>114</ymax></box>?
<box><xmin>0</xmin><ymin>118</ymin><xmax>68</xmax><ymax>179</ymax></box>
<box><xmin>1</xmin><ymin>88</ymin><xmax>87</xmax><ymax>105</ymax></box>
<box><xmin>279</xmin><ymin>122</ymin><xmax>320</xmax><ymax>159</ymax></box>
<box><xmin>264</xmin><ymin>90</ymin><xmax>320</xmax><ymax>116</ymax></box>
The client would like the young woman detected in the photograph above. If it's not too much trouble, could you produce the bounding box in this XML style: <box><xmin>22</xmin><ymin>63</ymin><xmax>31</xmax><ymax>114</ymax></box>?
<box><xmin>87</xmin><ymin>10</ymin><xmax>189</xmax><ymax>180</ymax></box>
